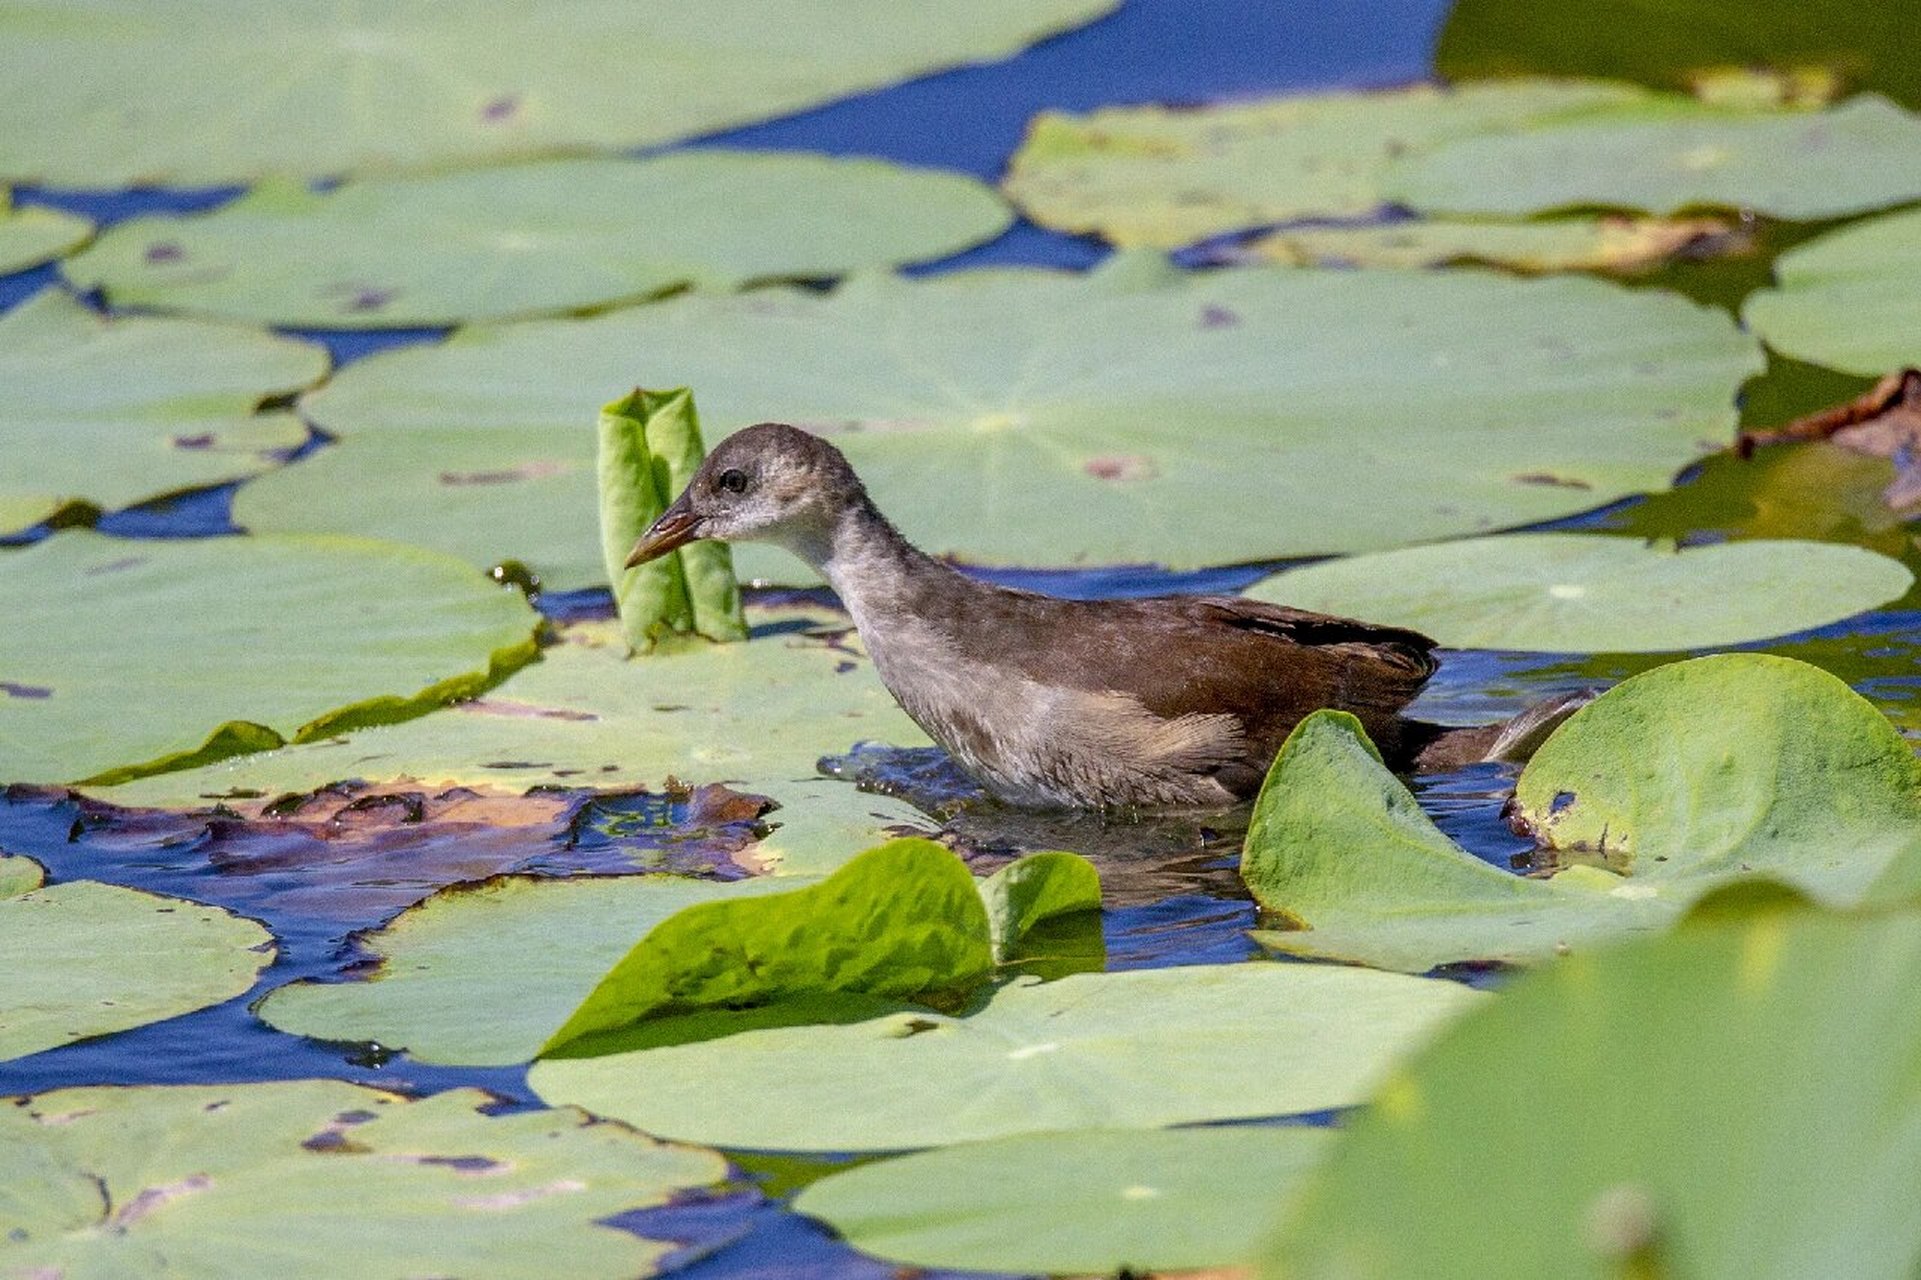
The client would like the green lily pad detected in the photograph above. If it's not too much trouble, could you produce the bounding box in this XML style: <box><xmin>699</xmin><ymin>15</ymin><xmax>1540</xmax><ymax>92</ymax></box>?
<box><xmin>1388</xmin><ymin>95</ymin><xmax>1921</xmax><ymax>220</ymax></box>
<box><xmin>1244</xmin><ymin>214</ymin><xmax>1733</xmax><ymax>272</ymax></box>
<box><xmin>2</xmin><ymin>863</ymin><xmax>274</xmax><ymax>1062</ymax></box>
<box><xmin>242</xmin><ymin>258</ymin><xmax>1762</xmax><ymax>586</ymax></box>
<box><xmin>0</xmin><ymin>290</ymin><xmax>326</xmax><ymax>536</ymax></box>
<box><xmin>1742</xmin><ymin>206</ymin><xmax>1921</xmax><ymax>376</ymax></box>
<box><xmin>0</xmin><ymin>1080</ymin><xmax>725</xmax><ymax>1278</ymax></box>
<box><xmin>1259</xmin><ymin>910</ymin><xmax>1921</xmax><ymax>1280</ymax></box>
<box><xmin>794</xmin><ymin>1126</ymin><xmax>1333</xmax><ymax>1274</ymax></box>
<box><xmin>88</xmin><ymin>604</ymin><xmax>934</xmax><ymax>870</ymax></box>
<box><xmin>978</xmin><ymin>850</ymin><xmax>1102</xmax><ymax>962</ymax></box>
<box><xmin>543</xmin><ymin>840</ymin><xmax>995</xmax><ymax>1055</ymax></box>
<box><xmin>0</xmin><ymin>192</ymin><xmax>90</xmax><ymax>273</ymax></box>
<box><xmin>1002</xmin><ymin>79</ymin><xmax>1646</xmax><ymax>248</ymax></box>
<box><xmin>66</xmin><ymin>154</ymin><xmax>1012</xmax><ymax>328</ymax></box>
<box><xmin>528</xmin><ymin>962</ymin><xmax>1485</xmax><ymax>1151</ymax></box>
<box><xmin>1245</xmin><ymin>655</ymin><xmax>1921</xmax><ymax>972</ymax></box>
<box><xmin>0</xmin><ymin>0</ymin><xmax>1116</xmax><ymax>187</ymax></box>
<box><xmin>0</xmin><ymin>531</ymin><xmax>540</xmax><ymax>786</ymax></box>
<box><xmin>1246</xmin><ymin>534</ymin><xmax>1911</xmax><ymax>653</ymax></box>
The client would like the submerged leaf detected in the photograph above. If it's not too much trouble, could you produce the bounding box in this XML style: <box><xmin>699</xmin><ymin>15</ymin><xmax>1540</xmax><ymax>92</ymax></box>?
<box><xmin>0</xmin><ymin>532</ymin><xmax>539</xmax><ymax>787</ymax></box>
<box><xmin>794</xmin><ymin>1126</ymin><xmax>1333</xmax><ymax>1274</ymax></box>
<box><xmin>0</xmin><ymin>1081</ymin><xmax>724</xmax><ymax>1278</ymax></box>
<box><xmin>1260</xmin><ymin>911</ymin><xmax>1921</xmax><ymax>1280</ymax></box>
<box><xmin>67</xmin><ymin>153</ymin><xmax>1013</xmax><ymax>327</ymax></box>
<box><xmin>1247</xmin><ymin>533</ymin><xmax>1911</xmax><ymax>653</ymax></box>
<box><xmin>1743</xmin><ymin>206</ymin><xmax>1921</xmax><ymax>377</ymax></box>
<box><xmin>1</xmin><ymin>866</ymin><xmax>274</xmax><ymax>1062</ymax></box>
<box><xmin>241</xmin><ymin>259</ymin><xmax>1762</xmax><ymax>587</ymax></box>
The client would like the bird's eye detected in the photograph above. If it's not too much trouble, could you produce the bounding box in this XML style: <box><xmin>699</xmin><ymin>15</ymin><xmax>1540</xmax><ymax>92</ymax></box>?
<box><xmin>715</xmin><ymin>468</ymin><xmax>750</xmax><ymax>495</ymax></box>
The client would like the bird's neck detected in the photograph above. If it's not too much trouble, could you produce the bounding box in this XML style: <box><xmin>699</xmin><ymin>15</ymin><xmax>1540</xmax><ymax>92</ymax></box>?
<box><xmin>809</xmin><ymin>498</ymin><xmax>972</xmax><ymax>637</ymax></box>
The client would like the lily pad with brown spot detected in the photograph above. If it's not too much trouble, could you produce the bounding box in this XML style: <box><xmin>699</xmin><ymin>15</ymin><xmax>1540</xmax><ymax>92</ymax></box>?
<box><xmin>1243</xmin><ymin>214</ymin><xmax>1737</xmax><ymax>273</ymax></box>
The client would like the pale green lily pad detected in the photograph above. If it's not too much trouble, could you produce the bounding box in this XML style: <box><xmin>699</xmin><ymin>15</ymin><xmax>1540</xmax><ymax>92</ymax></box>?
<box><xmin>0</xmin><ymin>192</ymin><xmax>90</xmax><ymax>272</ymax></box>
<box><xmin>90</xmin><ymin>605</ymin><xmax>934</xmax><ymax>872</ymax></box>
<box><xmin>1260</xmin><ymin>911</ymin><xmax>1921</xmax><ymax>1280</ymax></box>
<box><xmin>244</xmin><ymin>258</ymin><xmax>1762</xmax><ymax>587</ymax></box>
<box><xmin>0</xmin><ymin>1080</ymin><xmax>725</xmax><ymax>1278</ymax></box>
<box><xmin>1389</xmin><ymin>94</ymin><xmax>1921</xmax><ymax>219</ymax></box>
<box><xmin>0</xmin><ymin>0</ymin><xmax>1116</xmax><ymax>187</ymax></box>
<box><xmin>67</xmin><ymin>153</ymin><xmax>1012</xmax><ymax>328</ymax></box>
<box><xmin>1246</xmin><ymin>655</ymin><xmax>1921</xmax><ymax>972</ymax></box>
<box><xmin>529</xmin><ymin>963</ymin><xmax>1485</xmax><ymax>1151</ymax></box>
<box><xmin>543</xmin><ymin>841</ymin><xmax>994</xmax><ymax>1055</ymax></box>
<box><xmin>2</xmin><ymin>866</ymin><xmax>274</xmax><ymax>1061</ymax></box>
<box><xmin>0</xmin><ymin>531</ymin><xmax>539</xmax><ymax>786</ymax></box>
<box><xmin>0</xmin><ymin>290</ymin><xmax>326</xmax><ymax>536</ymax></box>
<box><xmin>1246</xmin><ymin>534</ymin><xmax>1912</xmax><ymax>653</ymax></box>
<box><xmin>795</xmin><ymin>1126</ymin><xmax>1333</xmax><ymax>1274</ymax></box>
<box><xmin>1742</xmin><ymin>206</ymin><xmax>1921</xmax><ymax>376</ymax></box>
<box><xmin>1246</xmin><ymin>215</ymin><xmax>1732</xmax><ymax>272</ymax></box>
<box><xmin>1003</xmin><ymin>79</ymin><xmax>1646</xmax><ymax>248</ymax></box>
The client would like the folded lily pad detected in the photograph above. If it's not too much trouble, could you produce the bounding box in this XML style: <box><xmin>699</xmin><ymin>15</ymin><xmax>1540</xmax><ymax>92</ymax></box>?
<box><xmin>0</xmin><ymin>1080</ymin><xmax>725</xmax><ymax>1278</ymax></box>
<box><xmin>528</xmin><ymin>962</ymin><xmax>1485</xmax><ymax>1151</ymax></box>
<box><xmin>0</xmin><ymin>0</ymin><xmax>1116</xmax><ymax>187</ymax></box>
<box><xmin>67</xmin><ymin>154</ymin><xmax>1013</xmax><ymax>327</ymax></box>
<box><xmin>1742</xmin><ymin>206</ymin><xmax>1921</xmax><ymax>376</ymax></box>
<box><xmin>1388</xmin><ymin>94</ymin><xmax>1921</xmax><ymax>220</ymax></box>
<box><xmin>794</xmin><ymin>1126</ymin><xmax>1333</xmax><ymax>1274</ymax></box>
<box><xmin>243</xmin><ymin>258</ymin><xmax>1761</xmax><ymax>586</ymax></box>
<box><xmin>0</xmin><ymin>191</ymin><xmax>90</xmax><ymax>273</ymax></box>
<box><xmin>2</xmin><ymin>860</ymin><xmax>274</xmax><ymax>1062</ymax></box>
<box><xmin>0</xmin><ymin>531</ymin><xmax>540</xmax><ymax>786</ymax></box>
<box><xmin>1246</xmin><ymin>534</ymin><xmax>1912</xmax><ymax>653</ymax></box>
<box><xmin>0</xmin><ymin>291</ymin><xmax>326</xmax><ymax>536</ymax></box>
<box><xmin>1259</xmin><ymin>910</ymin><xmax>1921</xmax><ymax>1280</ymax></box>
<box><xmin>1244</xmin><ymin>214</ymin><xmax>1733</xmax><ymax>273</ymax></box>
<box><xmin>1245</xmin><ymin>655</ymin><xmax>1921</xmax><ymax>972</ymax></box>
<box><xmin>1003</xmin><ymin>79</ymin><xmax>1646</xmax><ymax>248</ymax></box>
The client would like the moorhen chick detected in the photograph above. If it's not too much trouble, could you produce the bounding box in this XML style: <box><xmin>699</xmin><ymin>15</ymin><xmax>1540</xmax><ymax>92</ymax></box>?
<box><xmin>627</xmin><ymin>423</ymin><xmax>1545</xmax><ymax>810</ymax></box>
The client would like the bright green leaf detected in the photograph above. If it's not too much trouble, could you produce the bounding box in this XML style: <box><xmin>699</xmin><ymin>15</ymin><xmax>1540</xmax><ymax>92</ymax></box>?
<box><xmin>0</xmin><ymin>291</ymin><xmax>325</xmax><ymax>536</ymax></box>
<box><xmin>1246</xmin><ymin>533</ymin><xmax>1911</xmax><ymax>653</ymax></box>
<box><xmin>0</xmin><ymin>531</ymin><xmax>539</xmax><ymax>786</ymax></box>
<box><xmin>795</xmin><ymin>1126</ymin><xmax>1333</xmax><ymax>1274</ymax></box>
<box><xmin>241</xmin><ymin>259</ymin><xmax>1762</xmax><ymax>587</ymax></box>
<box><xmin>1259</xmin><ymin>910</ymin><xmax>1921</xmax><ymax>1280</ymax></box>
<box><xmin>1388</xmin><ymin>94</ymin><xmax>1921</xmax><ymax>219</ymax></box>
<box><xmin>66</xmin><ymin>153</ymin><xmax>1013</xmax><ymax>327</ymax></box>
<box><xmin>0</xmin><ymin>0</ymin><xmax>1116</xmax><ymax>187</ymax></box>
<box><xmin>0</xmin><ymin>1080</ymin><xmax>724</xmax><ymax>1278</ymax></box>
<box><xmin>1</xmin><ymin>871</ymin><xmax>273</xmax><ymax>1062</ymax></box>
<box><xmin>977</xmin><ymin>849</ymin><xmax>1102</xmax><ymax>961</ymax></box>
<box><xmin>1742</xmin><ymin>205</ymin><xmax>1921</xmax><ymax>376</ymax></box>
<box><xmin>541</xmin><ymin>840</ymin><xmax>995</xmax><ymax>1056</ymax></box>
<box><xmin>528</xmin><ymin>962</ymin><xmax>1485</xmax><ymax>1151</ymax></box>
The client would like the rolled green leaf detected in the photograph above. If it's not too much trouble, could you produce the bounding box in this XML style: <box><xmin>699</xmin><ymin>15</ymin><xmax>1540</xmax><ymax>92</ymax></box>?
<box><xmin>637</xmin><ymin>387</ymin><xmax>748</xmax><ymax>643</ymax></box>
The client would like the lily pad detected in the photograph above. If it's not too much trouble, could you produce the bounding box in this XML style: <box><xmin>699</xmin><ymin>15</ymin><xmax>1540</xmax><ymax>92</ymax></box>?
<box><xmin>794</xmin><ymin>1126</ymin><xmax>1333</xmax><ymax>1274</ymax></box>
<box><xmin>1388</xmin><ymin>94</ymin><xmax>1921</xmax><ymax>220</ymax></box>
<box><xmin>1259</xmin><ymin>910</ymin><xmax>1921</xmax><ymax>1280</ymax></box>
<box><xmin>243</xmin><ymin>258</ymin><xmax>1762</xmax><ymax>586</ymax></box>
<box><xmin>67</xmin><ymin>154</ymin><xmax>1013</xmax><ymax>327</ymax></box>
<box><xmin>0</xmin><ymin>1080</ymin><xmax>725</xmax><ymax>1278</ymax></box>
<box><xmin>528</xmin><ymin>962</ymin><xmax>1485</xmax><ymax>1151</ymax></box>
<box><xmin>0</xmin><ymin>290</ymin><xmax>326</xmax><ymax>536</ymax></box>
<box><xmin>0</xmin><ymin>0</ymin><xmax>1117</xmax><ymax>187</ymax></box>
<box><xmin>0</xmin><ymin>191</ymin><xmax>90</xmax><ymax>272</ymax></box>
<box><xmin>2</xmin><ymin>862</ymin><xmax>274</xmax><ymax>1062</ymax></box>
<box><xmin>90</xmin><ymin>604</ymin><xmax>934</xmax><ymax>871</ymax></box>
<box><xmin>0</xmin><ymin>531</ymin><xmax>540</xmax><ymax>786</ymax></box>
<box><xmin>1002</xmin><ymin>79</ymin><xmax>1646</xmax><ymax>248</ymax></box>
<box><xmin>1245</xmin><ymin>655</ymin><xmax>1921</xmax><ymax>972</ymax></box>
<box><xmin>1244</xmin><ymin>214</ymin><xmax>1733</xmax><ymax>273</ymax></box>
<box><xmin>1742</xmin><ymin>206</ymin><xmax>1921</xmax><ymax>376</ymax></box>
<box><xmin>1246</xmin><ymin>534</ymin><xmax>1912</xmax><ymax>653</ymax></box>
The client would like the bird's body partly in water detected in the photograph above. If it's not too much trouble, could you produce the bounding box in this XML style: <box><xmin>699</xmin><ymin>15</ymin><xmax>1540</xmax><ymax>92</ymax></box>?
<box><xmin>628</xmin><ymin>423</ymin><xmax>1552</xmax><ymax>810</ymax></box>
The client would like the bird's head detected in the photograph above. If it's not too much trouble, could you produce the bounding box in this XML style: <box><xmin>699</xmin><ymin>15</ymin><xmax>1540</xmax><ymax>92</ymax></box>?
<box><xmin>625</xmin><ymin>422</ymin><xmax>866</xmax><ymax>568</ymax></box>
